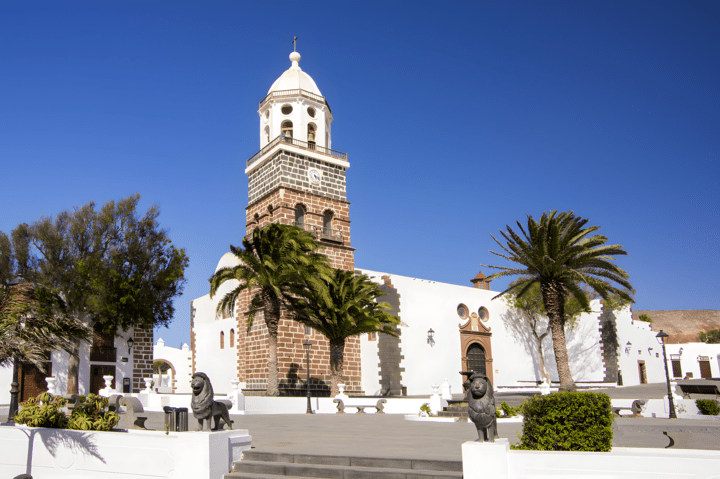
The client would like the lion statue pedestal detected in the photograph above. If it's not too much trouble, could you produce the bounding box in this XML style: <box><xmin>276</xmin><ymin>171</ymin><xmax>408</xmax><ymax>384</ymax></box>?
<box><xmin>467</xmin><ymin>373</ymin><xmax>499</xmax><ymax>443</ymax></box>
<box><xmin>191</xmin><ymin>372</ymin><xmax>233</xmax><ymax>431</ymax></box>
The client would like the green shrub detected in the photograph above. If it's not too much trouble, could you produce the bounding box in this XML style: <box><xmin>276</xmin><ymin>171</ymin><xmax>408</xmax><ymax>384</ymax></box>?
<box><xmin>68</xmin><ymin>394</ymin><xmax>120</xmax><ymax>431</ymax></box>
<box><xmin>500</xmin><ymin>401</ymin><xmax>521</xmax><ymax>417</ymax></box>
<box><xmin>419</xmin><ymin>403</ymin><xmax>433</xmax><ymax>416</ymax></box>
<box><xmin>15</xmin><ymin>392</ymin><xmax>69</xmax><ymax>428</ymax></box>
<box><xmin>512</xmin><ymin>391</ymin><xmax>613</xmax><ymax>451</ymax></box>
<box><xmin>696</xmin><ymin>399</ymin><xmax>720</xmax><ymax>415</ymax></box>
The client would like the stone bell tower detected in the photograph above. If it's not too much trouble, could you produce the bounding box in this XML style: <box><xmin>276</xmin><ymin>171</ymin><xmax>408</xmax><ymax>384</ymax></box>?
<box><xmin>236</xmin><ymin>49</ymin><xmax>361</xmax><ymax>395</ymax></box>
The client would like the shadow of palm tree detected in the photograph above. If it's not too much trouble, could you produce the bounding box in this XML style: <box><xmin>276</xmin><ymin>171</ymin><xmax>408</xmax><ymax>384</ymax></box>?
<box><xmin>18</xmin><ymin>426</ymin><xmax>107</xmax><ymax>477</ymax></box>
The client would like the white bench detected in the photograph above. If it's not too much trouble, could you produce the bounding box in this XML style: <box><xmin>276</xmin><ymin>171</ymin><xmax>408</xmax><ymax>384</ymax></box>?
<box><xmin>333</xmin><ymin>398</ymin><xmax>386</xmax><ymax>414</ymax></box>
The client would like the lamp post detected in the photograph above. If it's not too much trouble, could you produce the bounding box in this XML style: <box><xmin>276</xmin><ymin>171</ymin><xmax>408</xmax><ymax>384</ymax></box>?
<box><xmin>656</xmin><ymin>330</ymin><xmax>677</xmax><ymax>419</ymax></box>
<box><xmin>303</xmin><ymin>340</ymin><xmax>312</xmax><ymax>414</ymax></box>
<box><xmin>7</xmin><ymin>276</ymin><xmax>26</xmax><ymax>424</ymax></box>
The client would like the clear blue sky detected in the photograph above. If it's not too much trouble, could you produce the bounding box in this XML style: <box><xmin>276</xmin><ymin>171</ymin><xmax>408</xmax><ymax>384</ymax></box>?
<box><xmin>1</xmin><ymin>1</ymin><xmax>718</xmax><ymax>349</ymax></box>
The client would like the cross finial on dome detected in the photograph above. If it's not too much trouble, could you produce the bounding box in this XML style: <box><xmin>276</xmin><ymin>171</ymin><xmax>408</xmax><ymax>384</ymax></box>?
<box><xmin>292</xmin><ymin>36</ymin><xmax>298</xmax><ymax>52</ymax></box>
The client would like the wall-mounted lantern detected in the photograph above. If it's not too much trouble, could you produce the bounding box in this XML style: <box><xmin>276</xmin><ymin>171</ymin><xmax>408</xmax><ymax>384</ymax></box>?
<box><xmin>625</xmin><ymin>341</ymin><xmax>632</xmax><ymax>355</ymax></box>
<box><xmin>127</xmin><ymin>337</ymin><xmax>134</xmax><ymax>355</ymax></box>
<box><xmin>427</xmin><ymin>328</ymin><xmax>435</xmax><ymax>347</ymax></box>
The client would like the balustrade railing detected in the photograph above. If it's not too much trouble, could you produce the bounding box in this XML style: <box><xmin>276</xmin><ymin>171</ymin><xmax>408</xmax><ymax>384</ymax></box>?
<box><xmin>247</xmin><ymin>135</ymin><xmax>348</xmax><ymax>168</ymax></box>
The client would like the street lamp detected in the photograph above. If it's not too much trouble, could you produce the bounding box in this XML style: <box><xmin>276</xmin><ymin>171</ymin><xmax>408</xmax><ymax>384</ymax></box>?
<box><xmin>656</xmin><ymin>330</ymin><xmax>677</xmax><ymax>419</ymax></box>
<box><xmin>7</xmin><ymin>276</ymin><xmax>26</xmax><ymax>424</ymax></box>
<box><xmin>303</xmin><ymin>340</ymin><xmax>312</xmax><ymax>414</ymax></box>
<box><xmin>427</xmin><ymin>328</ymin><xmax>435</xmax><ymax>346</ymax></box>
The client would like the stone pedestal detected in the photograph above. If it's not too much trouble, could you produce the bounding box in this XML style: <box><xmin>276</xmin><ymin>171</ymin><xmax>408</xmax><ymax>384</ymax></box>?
<box><xmin>462</xmin><ymin>439</ymin><xmax>509</xmax><ymax>479</ymax></box>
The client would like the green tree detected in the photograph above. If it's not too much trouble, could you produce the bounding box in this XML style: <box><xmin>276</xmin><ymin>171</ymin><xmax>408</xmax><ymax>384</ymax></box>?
<box><xmin>482</xmin><ymin>211</ymin><xmax>633</xmax><ymax>392</ymax></box>
<box><xmin>0</xmin><ymin>280</ymin><xmax>90</xmax><ymax>369</ymax></box>
<box><xmin>285</xmin><ymin>269</ymin><xmax>400</xmax><ymax>396</ymax></box>
<box><xmin>0</xmin><ymin>194</ymin><xmax>188</xmax><ymax>394</ymax></box>
<box><xmin>699</xmin><ymin>329</ymin><xmax>720</xmax><ymax>344</ymax></box>
<box><xmin>637</xmin><ymin>314</ymin><xmax>653</xmax><ymax>323</ymax></box>
<box><xmin>209</xmin><ymin>223</ymin><xmax>331</xmax><ymax>396</ymax></box>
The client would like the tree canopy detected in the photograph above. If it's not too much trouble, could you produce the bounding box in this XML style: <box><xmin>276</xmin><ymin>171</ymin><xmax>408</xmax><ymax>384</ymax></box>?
<box><xmin>482</xmin><ymin>210</ymin><xmax>633</xmax><ymax>391</ymax></box>
<box><xmin>209</xmin><ymin>223</ymin><xmax>331</xmax><ymax>396</ymax></box>
<box><xmin>0</xmin><ymin>194</ymin><xmax>188</xmax><ymax>393</ymax></box>
<box><xmin>285</xmin><ymin>268</ymin><xmax>400</xmax><ymax>395</ymax></box>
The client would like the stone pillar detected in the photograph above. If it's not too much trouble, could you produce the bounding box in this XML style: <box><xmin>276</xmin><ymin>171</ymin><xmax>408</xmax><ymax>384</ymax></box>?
<box><xmin>132</xmin><ymin>327</ymin><xmax>154</xmax><ymax>393</ymax></box>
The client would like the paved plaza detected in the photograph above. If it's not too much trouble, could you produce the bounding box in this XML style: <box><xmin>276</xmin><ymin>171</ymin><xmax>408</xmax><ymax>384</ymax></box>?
<box><xmin>2</xmin><ymin>382</ymin><xmax>719</xmax><ymax>462</ymax></box>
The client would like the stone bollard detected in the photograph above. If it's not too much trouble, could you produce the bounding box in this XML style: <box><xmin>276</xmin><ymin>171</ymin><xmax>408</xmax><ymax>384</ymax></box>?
<box><xmin>99</xmin><ymin>375</ymin><xmax>117</xmax><ymax>397</ymax></box>
<box><xmin>227</xmin><ymin>379</ymin><xmax>245</xmax><ymax>412</ymax></box>
<box><xmin>45</xmin><ymin>376</ymin><xmax>57</xmax><ymax>396</ymax></box>
<box><xmin>334</xmin><ymin>383</ymin><xmax>349</xmax><ymax>402</ymax></box>
<box><xmin>441</xmin><ymin>378</ymin><xmax>452</xmax><ymax>401</ymax></box>
<box><xmin>429</xmin><ymin>384</ymin><xmax>448</xmax><ymax>415</ymax></box>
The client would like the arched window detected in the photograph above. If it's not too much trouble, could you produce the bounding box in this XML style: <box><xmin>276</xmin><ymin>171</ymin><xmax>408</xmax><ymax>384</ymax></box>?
<box><xmin>323</xmin><ymin>210</ymin><xmax>333</xmax><ymax>236</ymax></box>
<box><xmin>307</xmin><ymin>123</ymin><xmax>316</xmax><ymax>146</ymax></box>
<box><xmin>295</xmin><ymin>204</ymin><xmax>306</xmax><ymax>228</ymax></box>
<box><xmin>264</xmin><ymin>125</ymin><xmax>270</xmax><ymax>144</ymax></box>
<box><xmin>220</xmin><ymin>331</ymin><xmax>225</xmax><ymax>350</ymax></box>
<box><xmin>281</xmin><ymin>121</ymin><xmax>293</xmax><ymax>139</ymax></box>
<box><xmin>466</xmin><ymin>343</ymin><xmax>486</xmax><ymax>375</ymax></box>
<box><xmin>229</xmin><ymin>329</ymin><xmax>235</xmax><ymax>348</ymax></box>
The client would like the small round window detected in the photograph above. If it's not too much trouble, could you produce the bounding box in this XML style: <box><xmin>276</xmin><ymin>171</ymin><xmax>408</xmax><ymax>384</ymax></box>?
<box><xmin>281</xmin><ymin>104</ymin><xmax>293</xmax><ymax>115</ymax></box>
<box><xmin>307</xmin><ymin>106</ymin><xmax>316</xmax><ymax>118</ymax></box>
<box><xmin>457</xmin><ymin>304</ymin><xmax>469</xmax><ymax>319</ymax></box>
<box><xmin>478</xmin><ymin>307</ymin><xmax>489</xmax><ymax>322</ymax></box>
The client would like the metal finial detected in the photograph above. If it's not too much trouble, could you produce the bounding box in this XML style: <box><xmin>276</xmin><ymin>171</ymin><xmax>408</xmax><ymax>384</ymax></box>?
<box><xmin>292</xmin><ymin>36</ymin><xmax>298</xmax><ymax>52</ymax></box>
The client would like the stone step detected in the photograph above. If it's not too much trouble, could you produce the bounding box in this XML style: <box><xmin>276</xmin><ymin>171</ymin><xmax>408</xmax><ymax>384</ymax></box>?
<box><xmin>226</xmin><ymin>451</ymin><xmax>463</xmax><ymax>479</ymax></box>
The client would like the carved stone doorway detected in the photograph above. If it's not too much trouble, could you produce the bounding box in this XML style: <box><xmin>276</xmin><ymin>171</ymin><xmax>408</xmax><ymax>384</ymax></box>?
<box><xmin>459</xmin><ymin>311</ymin><xmax>493</xmax><ymax>385</ymax></box>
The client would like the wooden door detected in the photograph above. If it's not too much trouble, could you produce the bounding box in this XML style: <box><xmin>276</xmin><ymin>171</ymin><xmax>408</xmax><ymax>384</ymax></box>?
<box><xmin>90</xmin><ymin>365</ymin><xmax>116</xmax><ymax>394</ymax></box>
<box><xmin>20</xmin><ymin>362</ymin><xmax>51</xmax><ymax>402</ymax></box>
<box><xmin>466</xmin><ymin>343</ymin><xmax>487</xmax><ymax>376</ymax></box>
<box><xmin>671</xmin><ymin>360</ymin><xmax>682</xmax><ymax>378</ymax></box>
<box><xmin>638</xmin><ymin>361</ymin><xmax>647</xmax><ymax>384</ymax></box>
<box><xmin>699</xmin><ymin>361</ymin><xmax>712</xmax><ymax>379</ymax></box>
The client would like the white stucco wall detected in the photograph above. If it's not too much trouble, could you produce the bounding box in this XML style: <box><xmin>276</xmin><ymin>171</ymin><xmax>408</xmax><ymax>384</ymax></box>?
<box><xmin>357</xmin><ymin>270</ymin><xmax>687</xmax><ymax>393</ymax></box>
<box><xmin>665</xmin><ymin>342</ymin><xmax>720</xmax><ymax>380</ymax></box>
<box><xmin>153</xmin><ymin>338</ymin><xmax>193</xmax><ymax>394</ymax></box>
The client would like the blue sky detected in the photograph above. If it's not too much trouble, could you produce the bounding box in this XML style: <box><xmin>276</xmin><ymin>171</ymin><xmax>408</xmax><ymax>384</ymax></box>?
<box><xmin>1</xmin><ymin>1</ymin><xmax>718</xmax><ymax>349</ymax></box>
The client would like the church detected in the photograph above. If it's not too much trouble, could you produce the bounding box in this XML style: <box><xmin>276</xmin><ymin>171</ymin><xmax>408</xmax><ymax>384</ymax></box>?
<box><xmin>188</xmin><ymin>49</ymin><xmax>720</xmax><ymax>397</ymax></box>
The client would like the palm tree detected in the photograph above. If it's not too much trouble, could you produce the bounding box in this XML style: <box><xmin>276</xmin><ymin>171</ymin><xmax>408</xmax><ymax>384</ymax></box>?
<box><xmin>482</xmin><ymin>211</ymin><xmax>633</xmax><ymax>392</ymax></box>
<box><xmin>209</xmin><ymin>223</ymin><xmax>330</xmax><ymax>396</ymax></box>
<box><xmin>285</xmin><ymin>269</ymin><xmax>400</xmax><ymax>396</ymax></box>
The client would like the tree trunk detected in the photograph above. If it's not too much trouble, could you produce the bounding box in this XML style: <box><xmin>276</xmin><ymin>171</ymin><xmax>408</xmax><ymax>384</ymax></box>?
<box><xmin>535</xmin><ymin>331</ymin><xmax>551</xmax><ymax>384</ymax></box>
<box><xmin>541</xmin><ymin>282</ymin><xmax>576</xmax><ymax>392</ymax></box>
<box><xmin>67</xmin><ymin>338</ymin><xmax>80</xmax><ymax>395</ymax></box>
<box><xmin>329</xmin><ymin>338</ymin><xmax>345</xmax><ymax>397</ymax></box>
<box><xmin>263</xmin><ymin>290</ymin><xmax>281</xmax><ymax>396</ymax></box>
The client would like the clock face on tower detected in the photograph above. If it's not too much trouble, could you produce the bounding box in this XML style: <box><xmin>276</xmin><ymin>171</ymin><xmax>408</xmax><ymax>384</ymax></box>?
<box><xmin>308</xmin><ymin>168</ymin><xmax>322</xmax><ymax>184</ymax></box>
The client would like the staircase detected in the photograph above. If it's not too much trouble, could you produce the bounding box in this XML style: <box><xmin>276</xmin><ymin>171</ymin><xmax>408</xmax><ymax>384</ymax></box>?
<box><xmin>225</xmin><ymin>451</ymin><xmax>463</xmax><ymax>478</ymax></box>
<box><xmin>436</xmin><ymin>400</ymin><xmax>469</xmax><ymax>419</ymax></box>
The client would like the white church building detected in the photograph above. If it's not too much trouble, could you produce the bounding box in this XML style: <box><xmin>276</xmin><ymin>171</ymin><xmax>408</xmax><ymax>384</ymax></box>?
<box><xmin>185</xmin><ymin>49</ymin><xmax>716</xmax><ymax>397</ymax></box>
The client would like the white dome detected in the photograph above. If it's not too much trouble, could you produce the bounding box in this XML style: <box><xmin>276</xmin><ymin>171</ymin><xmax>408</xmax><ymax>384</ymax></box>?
<box><xmin>268</xmin><ymin>51</ymin><xmax>322</xmax><ymax>96</ymax></box>
<box><xmin>215</xmin><ymin>252</ymin><xmax>242</xmax><ymax>273</ymax></box>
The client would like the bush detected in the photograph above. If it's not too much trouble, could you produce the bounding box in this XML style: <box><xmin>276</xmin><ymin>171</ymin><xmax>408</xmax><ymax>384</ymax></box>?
<box><xmin>68</xmin><ymin>394</ymin><xmax>120</xmax><ymax>431</ymax></box>
<box><xmin>15</xmin><ymin>392</ymin><xmax>68</xmax><ymax>428</ymax></box>
<box><xmin>696</xmin><ymin>399</ymin><xmax>720</xmax><ymax>415</ymax></box>
<box><xmin>499</xmin><ymin>401</ymin><xmax>521</xmax><ymax>417</ymax></box>
<box><xmin>512</xmin><ymin>391</ymin><xmax>613</xmax><ymax>451</ymax></box>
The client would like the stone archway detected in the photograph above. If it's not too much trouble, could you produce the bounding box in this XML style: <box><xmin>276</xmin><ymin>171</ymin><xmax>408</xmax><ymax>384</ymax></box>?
<box><xmin>152</xmin><ymin>359</ymin><xmax>176</xmax><ymax>393</ymax></box>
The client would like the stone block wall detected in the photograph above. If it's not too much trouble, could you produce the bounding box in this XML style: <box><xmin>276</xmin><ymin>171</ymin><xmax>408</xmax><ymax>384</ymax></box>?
<box><xmin>132</xmin><ymin>327</ymin><xmax>154</xmax><ymax>393</ymax></box>
<box><xmin>598</xmin><ymin>301</ymin><xmax>620</xmax><ymax>384</ymax></box>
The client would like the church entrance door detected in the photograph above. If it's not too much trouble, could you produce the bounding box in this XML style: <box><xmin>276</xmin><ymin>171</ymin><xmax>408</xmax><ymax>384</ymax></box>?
<box><xmin>466</xmin><ymin>343</ymin><xmax>487</xmax><ymax>376</ymax></box>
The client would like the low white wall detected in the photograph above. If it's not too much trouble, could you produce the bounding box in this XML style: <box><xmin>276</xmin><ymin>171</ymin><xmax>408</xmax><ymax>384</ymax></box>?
<box><xmin>462</xmin><ymin>440</ymin><xmax>720</xmax><ymax>479</ymax></box>
<box><xmin>0</xmin><ymin>425</ymin><xmax>251</xmax><ymax>479</ymax></box>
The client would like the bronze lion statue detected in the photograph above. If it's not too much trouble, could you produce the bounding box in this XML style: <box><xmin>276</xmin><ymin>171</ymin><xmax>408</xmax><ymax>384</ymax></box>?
<box><xmin>467</xmin><ymin>372</ymin><xmax>498</xmax><ymax>442</ymax></box>
<box><xmin>190</xmin><ymin>372</ymin><xmax>233</xmax><ymax>431</ymax></box>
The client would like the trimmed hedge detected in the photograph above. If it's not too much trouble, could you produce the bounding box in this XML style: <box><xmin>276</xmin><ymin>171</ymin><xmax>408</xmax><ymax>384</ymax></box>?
<box><xmin>696</xmin><ymin>399</ymin><xmax>720</xmax><ymax>416</ymax></box>
<box><xmin>513</xmin><ymin>391</ymin><xmax>613</xmax><ymax>451</ymax></box>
